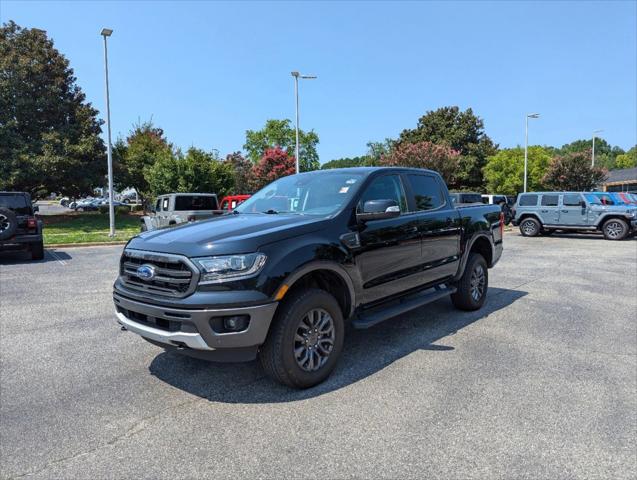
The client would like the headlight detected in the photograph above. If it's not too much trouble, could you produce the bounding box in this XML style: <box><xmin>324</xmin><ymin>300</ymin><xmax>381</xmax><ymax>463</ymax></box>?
<box><xmin>194</xmin><ymin>253</ymin><xmax>267</xmax><ymax>284</ymax></box>
<box><xmin>627</xmin><ymin>210</ymin><xmax>636</xmax><ymax>217</ymax></box>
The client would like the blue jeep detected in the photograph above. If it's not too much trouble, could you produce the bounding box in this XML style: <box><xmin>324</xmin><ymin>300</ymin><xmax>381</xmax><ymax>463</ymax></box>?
<box><xmin>513</xmin><ymin>192</ymin><xmax>637</xmax><ymax>240</ymax></box>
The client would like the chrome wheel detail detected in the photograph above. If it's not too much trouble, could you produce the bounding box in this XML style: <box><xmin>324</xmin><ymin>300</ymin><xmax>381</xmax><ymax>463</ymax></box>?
<box><xmin>294</xmin><ymin>308</ymin><xmax>335</xmax><ymax>372</ymax></box>
<box><xmin>470</xmin><ymin>264</ymin><xmax>486</xmax><ymax>302</ymax></box>
<box><xmin>605</xmin><ymin>221</ymin><xmax>624</xmax><ymax>239</ymax></box>
<box><xmin>0</xmin><ymin>214</ymin><xmax>10</xmax><ymax>233</ymax></box>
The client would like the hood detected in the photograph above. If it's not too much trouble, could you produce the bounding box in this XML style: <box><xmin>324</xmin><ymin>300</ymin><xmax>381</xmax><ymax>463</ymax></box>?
<box><xmin>590</xmin><ymin>204</ymin><xmax>635</xmax><ymax>214</ymax></box>
<box><xmin>127</xmin><ymin>213</ymin><xmax>328</xmax><ymax>257</ymax></box>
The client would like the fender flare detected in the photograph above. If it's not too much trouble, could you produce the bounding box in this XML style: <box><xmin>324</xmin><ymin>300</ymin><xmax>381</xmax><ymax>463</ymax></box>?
<box><xmin>455</xmin><ymin>233</ymin><xmax>495</xmax><ymax>280</ymax></box>
<box><xmin>278</xmin><ymin>260</ymin><xmax>357</xmax><ymax>317</ymax></box>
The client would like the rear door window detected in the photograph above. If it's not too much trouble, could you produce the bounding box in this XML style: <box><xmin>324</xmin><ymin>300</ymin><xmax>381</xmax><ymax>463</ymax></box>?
<box><xmin>407</xmin><ymin>174</ymin><xmax>445</xmax><ymax>211</ymax></box>
<box><xmin>541</xmin><ymin>195</ymin><xmax>559</xmax><ymax>206</ymax></box>
<box><xmin>162</xmin><ymin>197</ymin><xmax>169</xmax><ymax>211</ymax></box>
<box><xmin>174</xmin><ymin>195</ymin><xmax>217</xmax><ymax>211</ymax></box>
<box><xmin>518</xmin><ymin>194</ymin><xmax>538</xmax><ymax>206</ymax></box>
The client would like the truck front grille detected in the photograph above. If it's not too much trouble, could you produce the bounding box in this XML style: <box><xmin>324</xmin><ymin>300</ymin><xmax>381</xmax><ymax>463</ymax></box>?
<box><xmin>120</xmin><ymin>249</ymin><xmax>199</xmax><ymax>298</ymax></box>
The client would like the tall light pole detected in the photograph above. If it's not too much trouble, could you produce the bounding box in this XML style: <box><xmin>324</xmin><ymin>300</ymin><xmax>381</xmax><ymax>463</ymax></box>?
<box><xmin>592</xmin><ymin>129</ymin><xmax>603</xmax><ymax>167</ymax></box>
<box><xmin>524</xmin><ymin>113</ymin><xmax>540</xmax><ymax>192</ymax></box>
<box><xmin>291</xmin><ymin>71</ymin><xmax>317</xmax><ymax>174</ymax></box>
<box><xmin>101</xmin><ymin>28</ymin><xmax>115</xmax><ymax>237</ymax></box>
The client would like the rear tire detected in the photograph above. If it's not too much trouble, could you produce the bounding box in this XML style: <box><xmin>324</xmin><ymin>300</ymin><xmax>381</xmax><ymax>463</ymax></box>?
<box><xmin>259</xmin><ymin>288</ymin><xmax>344</xmax><ymax>389</ymax></box>
<box><xmin>519</xmin><ymin>217</ymin><xmax>541</xmax><ymax>237</ymax></box>
<box><xmin>451</xmin><ymin>253</ymin><xmax>488</xmax><ymax>311</ymax></box>
<box><xmin>602</xmin><ymin>218</ymin><xmax>628</xmax><ymax>240</ymax></box>
<box><xmin>30</xmin><ymin>240</ymin><xmax>44</xmax><ymax>260</ymax></box>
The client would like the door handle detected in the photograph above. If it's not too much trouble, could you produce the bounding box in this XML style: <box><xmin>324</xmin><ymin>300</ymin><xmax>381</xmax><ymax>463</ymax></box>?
<box><xmin>541</xmin><ymin>210</ymin><xmax>548</xmax><ymax>213</ymax></box>
<box><xmin>445</xmin><ymin>217</ymin><xmax>453</xmax><ymax>225</ymax></box>
<box><xmin>561</xmin><ymin>210</ymin><xmax>568</xmax><ymax>213</ymax></box>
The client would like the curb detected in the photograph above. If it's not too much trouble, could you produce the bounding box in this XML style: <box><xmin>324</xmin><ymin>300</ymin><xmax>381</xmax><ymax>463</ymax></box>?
<box><xmin>45</xmin><ymin>241</ymin><xmax>128</xmax><ymax>249</ymax></box>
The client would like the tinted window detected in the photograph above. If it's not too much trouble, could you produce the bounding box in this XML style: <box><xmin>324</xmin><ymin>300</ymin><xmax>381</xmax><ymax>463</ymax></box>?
<box><xmin>0</xmin><ymin>194</ymin><xmax>31</xmax><ymax>215</ymax></box>
<box><xmin>357</xmin><ymin>175</ymin><xmax>408</xmax><ymax>213</ymax></box>
<box><xmin>174</xmin><ymin>195</ymin><xmax>217</xmax><ymax>211</ymax></box>
<box><xmin>155</xmin><ymin>199</ymin><xmax>161</xmax><ymax>211</ymax></box>
<box><xmin>407</xmin><ymin>175</ymin><xmax>444</xmax><ymax>210</ymax></box>
<box><xmin>563</xmin><ymin>194</ymin><xmax>582</xmax><ymax>206</ymax></box>
<box><xmin>518</xmin><ymin>194</ymin><xmax>538</xmax><ymax>206</ymax></box>
<box><xmin>541</xmin><ymin>195</ymin><xmax>559</xmax><ymax>206</ymax></box>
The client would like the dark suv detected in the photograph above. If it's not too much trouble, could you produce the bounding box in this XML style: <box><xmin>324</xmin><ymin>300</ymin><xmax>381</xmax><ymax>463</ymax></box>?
<box><xmin>114</xmin><ymin>168</ymin><xmax>504</xmax><ymax>388</ymax></box>
<box><xmin>0</xmin><ymin>192</ymin><xmax>44</xmax><ymax>260</ymax></box>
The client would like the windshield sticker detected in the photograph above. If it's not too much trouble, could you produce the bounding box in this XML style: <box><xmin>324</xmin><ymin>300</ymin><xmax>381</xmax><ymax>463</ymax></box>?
<box><xmin>345</xmin><ymin>179</ymin><xmax>357</xmax><ymax>184</ymax></box>
<box><xmin>339</xmin><ymin>187</ymin><xmax>350</xmax><ymax>194</ymax></box>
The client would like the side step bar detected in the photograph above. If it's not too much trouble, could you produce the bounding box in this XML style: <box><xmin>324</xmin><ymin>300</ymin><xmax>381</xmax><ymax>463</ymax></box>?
<box><xmin>352</xmin><ymin>285</ymin><xmax>457</xmax><ymax>329</ymax></box>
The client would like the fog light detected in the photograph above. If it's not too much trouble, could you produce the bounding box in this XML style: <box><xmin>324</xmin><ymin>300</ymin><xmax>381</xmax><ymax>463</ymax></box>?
<box><xmin>223</xmin><ymin>315</ymin><xmax>249</xmax><ymax>332</ymax></box>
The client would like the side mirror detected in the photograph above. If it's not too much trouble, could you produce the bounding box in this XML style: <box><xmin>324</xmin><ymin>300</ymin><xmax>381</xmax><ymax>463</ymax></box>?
<box><xmin>356</xmin><ymin>199</ymin><xmax>400</xmax><ymax>222</ymax></box>
<box><xmin>580</xmin><ymin>200</ymin><xmax>587</xmax><ymax>208</ymax></box>
<box><xmin>32</xmin><ymin>205</ymin><xmax>39</xmax><ymax>213</ymax></box>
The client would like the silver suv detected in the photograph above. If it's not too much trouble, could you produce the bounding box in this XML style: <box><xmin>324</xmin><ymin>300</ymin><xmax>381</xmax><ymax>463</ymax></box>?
<box><xmin>513</xmin><ymin>192</ymin><xmax>637</xmax><ymax>240</ymax></box>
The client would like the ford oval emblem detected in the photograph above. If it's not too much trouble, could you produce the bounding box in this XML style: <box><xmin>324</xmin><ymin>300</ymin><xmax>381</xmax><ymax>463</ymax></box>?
<box><xmin>136</xmin><ymin>264</ymin><xmax>156</xmax><ymax>281</ymax></box>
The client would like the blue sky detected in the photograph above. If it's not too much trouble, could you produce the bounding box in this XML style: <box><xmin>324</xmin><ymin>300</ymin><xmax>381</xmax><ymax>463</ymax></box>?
<box><xmin>2</xmin><ymin>1</ymin><xmax>636</xmax><ymax>162</ymax></box>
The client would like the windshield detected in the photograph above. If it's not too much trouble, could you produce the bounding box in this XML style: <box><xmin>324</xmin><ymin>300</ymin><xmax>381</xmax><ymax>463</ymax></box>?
<box><xmin>236</xmin><ymin>171</ymin><xmax>365</xmax><ymax>216</ymax></box>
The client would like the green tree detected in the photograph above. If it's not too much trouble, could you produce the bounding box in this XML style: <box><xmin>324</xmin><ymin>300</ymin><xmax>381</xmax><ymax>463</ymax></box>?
<box><xmin>543</xmin><ymin>150</ymin><xmax>607</xmax><ymax>191</ymax></box>
<box><xmin>365</xmin><ymin>138</ymin><xmax>395</xmax><ymax>166</ymax></box>
<box><xmin>145</xmin><ymin>148</ymin><xmax>234</xmax><ymax>198</ymax></box>
<box><xmin>321</xmin><ymin>156</ymin><xmax>368</xmax><ymax>169</ymax></box>
<box><xmin>558</xmin><ymin>138</ymin><xmax>625</xmax><ymax>170</ymax></box>
<box><xmin>244</xmin><ymin>119</ymin><xmax>319</xmax><ymax>171</ymax></box>
<box><xmin>397</xmin><ymin>106</ymin><xmax>498</xmax><ymax>189</ymax></box>
<box><xmin>483</xmin><ymin>147</ymin><xmax>552</xmax><ymax>195</ymax></box>
<box><xmin>224</xmin><ymin>152</ymin><xmax>253</xmax><ymax>193</ymax></box>
<box><xmin>614</xmin><ymin>146</ymin><xmax>637</xmax><ymax>169</ymax></box>
<box><xmin>380</xmin><ymin>141</ymin><xmax>461</xmax><ymax>185</ymax></box>
<box><xmin>116</xmin><ymin>121</ymin><xmax>173</xmax><ymax>204</ymax></box>
<box><xmin>0</xmin><ymin>21</ymin><xmax>106</xmax><ymax>198</ymax></box>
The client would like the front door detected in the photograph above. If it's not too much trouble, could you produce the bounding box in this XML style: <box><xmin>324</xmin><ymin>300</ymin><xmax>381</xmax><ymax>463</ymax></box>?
<box><xmin>355</xmin><ymin>174</ymin><xmax>422</xmax><ymax>304</ymax></box>
<box><xmin>559</xmin><ymin>193</ymin><xmax>588</xmax><ymax>226</ymax></box>
<box><xmin>538</xmin><ymin>193</ymin><xmax>560</xmax><ymax>224</ymax></box>
<box><xmin>405</xmin><ymin>173</ymin><xmax>461</xmax><ymax>284</ymax></box>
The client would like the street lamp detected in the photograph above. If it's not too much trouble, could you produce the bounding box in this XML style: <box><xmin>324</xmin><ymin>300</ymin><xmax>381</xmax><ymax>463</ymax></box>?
<box><xmin>101</xmin><ymin>28</ymin><xmax>115</xmax><ymax>237</ymax></box>
<box><xmin>291</xmin><ymin>71</ymin><xmax>317</xmax><ymax>174</ymax></box>
<box><xmin>592</xmin><ymin>129</ymin><xmax>604</xmax><ymax>167</ymax></box>
<box><xmin>524</xmin><ymin>113</ymin><xmax>540</xmax><ymax>193</ymax></box>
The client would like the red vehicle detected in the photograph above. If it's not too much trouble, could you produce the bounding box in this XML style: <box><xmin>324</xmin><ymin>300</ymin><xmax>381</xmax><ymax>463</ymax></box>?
<box><xmin>219</xmin><ymin>195</ymin><xmax>250</xmax><ymax>211</ymax></box>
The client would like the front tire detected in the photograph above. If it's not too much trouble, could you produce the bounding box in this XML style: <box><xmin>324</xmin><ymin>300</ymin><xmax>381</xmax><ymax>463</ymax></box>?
<box><xmin>451</xmin><ymin>253</ymin><xmax>488</xmax><ymax>311</ymax></box>
<box><xmin>259</xmin><ymin>288</ymin><xmax>344</xmax><ymax>389</ymax></box>
<box><xmin>519</xmin><ymin>217</ymin><xmax>541</xmax><ymax>237</ymax></box>
<box><xmin>602</xmin><ymin>218</ymin><xmax>628</xmax><ymax>240</ymax></box>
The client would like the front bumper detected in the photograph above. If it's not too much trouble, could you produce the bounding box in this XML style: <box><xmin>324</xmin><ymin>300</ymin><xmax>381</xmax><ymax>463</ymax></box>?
<box><xmin>114</xmin><ymin>292</ymin><xmax>278</xmax><ymax>361</ymax></box>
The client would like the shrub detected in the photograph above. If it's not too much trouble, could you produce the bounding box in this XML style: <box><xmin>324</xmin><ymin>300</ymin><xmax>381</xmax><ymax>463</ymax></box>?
<box><xmin>98</xmin><ymin>205</ymin><xmax>132</xmax><ymax>215</ymax></box>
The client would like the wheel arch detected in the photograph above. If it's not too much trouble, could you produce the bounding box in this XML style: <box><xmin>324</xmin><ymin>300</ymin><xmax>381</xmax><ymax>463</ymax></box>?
<box><xmin>275</xmin><ymin>262</ymin><xmax>356</xmax><ymax>318</ymax></box>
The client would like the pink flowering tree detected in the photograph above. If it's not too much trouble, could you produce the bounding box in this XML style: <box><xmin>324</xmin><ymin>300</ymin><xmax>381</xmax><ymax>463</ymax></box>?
<box><xmin>380</xmin><ymin>141</ymin><xmax>461</xmax><ymax>185</ymax></box>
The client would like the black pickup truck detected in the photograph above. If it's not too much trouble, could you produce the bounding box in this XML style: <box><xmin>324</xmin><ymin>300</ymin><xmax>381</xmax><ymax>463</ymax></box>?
<box><xmin>114</xmin><ymin>167</ymin><xmax>503</xmax><ymax>388</ymax></box>
<box><xmin>0</xmin><ymin>192</ymin><xmax>44</xmax><ymax>260</ymax></box>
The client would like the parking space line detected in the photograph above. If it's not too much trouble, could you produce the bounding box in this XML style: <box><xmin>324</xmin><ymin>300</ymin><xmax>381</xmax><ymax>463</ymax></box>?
<box><xmin>46</xmin><ymin>249</ymin><xmax>67</xmax><ymax>266</ymax></box>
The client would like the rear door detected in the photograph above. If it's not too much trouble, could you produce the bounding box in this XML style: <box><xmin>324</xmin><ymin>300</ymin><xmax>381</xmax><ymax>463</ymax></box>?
<box><xmin>405</xmin><ymin>173</ymin><xmax>461</xmax><ymax>284</ymax></box>
<box><xmin>538</xmin><ymin>194</ymin><xmax>560</xmax><ymax>224</ymax></box>
<box><xmin>355</xmin><ymin>173</ymin><xmax>422</xmax><ymax>303</ymax></box>
<box><xmin>559</xmin><ymin>193</ymin><xmax>588</xmax><ymax>226</ymax></box>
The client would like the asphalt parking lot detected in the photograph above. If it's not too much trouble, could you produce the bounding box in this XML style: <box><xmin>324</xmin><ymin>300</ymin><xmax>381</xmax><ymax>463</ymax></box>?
<box><xmin>1</xmin><ymin>232</ymin><xmax>636</xmax><ymax>479</ymax></box>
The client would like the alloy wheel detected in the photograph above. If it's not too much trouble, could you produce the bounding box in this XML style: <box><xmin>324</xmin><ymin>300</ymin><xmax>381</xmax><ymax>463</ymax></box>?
<box><xmin>605</xmin><ymin>221</ymin><xmax>624</xmax><ymax>239</ymax></box>
<box><xmin>470</xmin><ymin>264</ymin><xmax>486</xmax><ymax>302</ymax></box>
<box><xmin>521</xmin><ymin>220</ymin><xmax>536</xmax><ymax>236</ymax></box>
<box><xmin>0</xmin><ymin>214</ymin><xmax>10</xmax><ymax>233</ymax></box>
<box><xmin>294</xmin><ymin>308</ymin><xmax>335</xmax><ymax>372</ymax></box>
